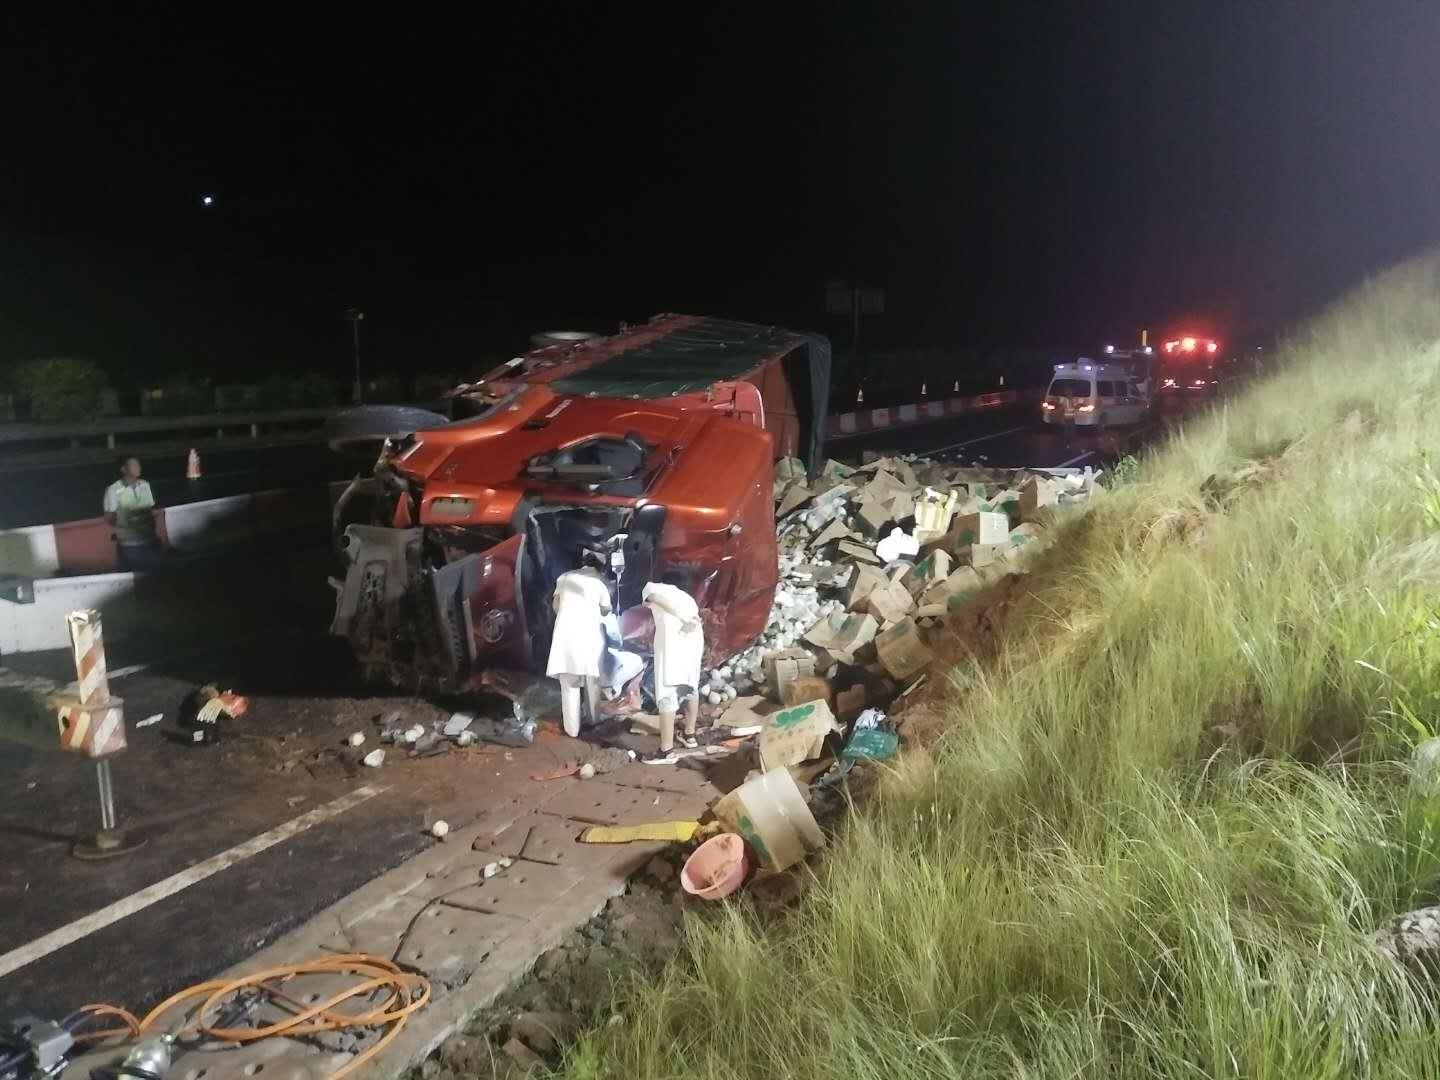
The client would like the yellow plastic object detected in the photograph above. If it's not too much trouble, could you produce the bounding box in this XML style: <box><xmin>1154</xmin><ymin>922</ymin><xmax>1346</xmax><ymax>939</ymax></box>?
<box><xmin>579</xmin><ymin>820</ymin><xmax>701</xmax><ymax>844</ymax></box>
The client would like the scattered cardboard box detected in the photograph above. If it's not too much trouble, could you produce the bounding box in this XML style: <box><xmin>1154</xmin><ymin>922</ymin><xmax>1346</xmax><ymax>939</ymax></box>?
<box><xmin>855</xmin><ymin>497</ymin><xmax>891</xmax><ymax>537</ymax></box>
<box><xmin>782</xmin><ymin>675</ymin><xmax>834</xmax><ymax>707</ymax></box>
<box><xmin>836</xmin><ymin>538</ymin><xmax>882</xmax><ymax>564</ymax></box>
<box><xmin>969</xmin><ymin>541</ymin><xmax>1006</xmax><ymax>568</ymax></box>
<box><xmin>765</xmin><ymin>648</ymin><xmax>815</xmax><ymax>702</ymax></box>
<box><xmin>845</xmin><ymin>563</ymin><xmax>889</xmax><ymax>611</ymax></box>
<box><xmin>835</xmin><ymin>683</ymin><xmax>868</xmax><ymax>721</ymax></box>
<box><xmin>866</xmin><ymin>577</ymin><xmax>915</xmax><ymax>624</ymax></box>
<box><xmin>758</xmin><ymin>699</ymin><xmax>841</xmax><ymax>770</ymax></box>
<box><xmin>1019</xmin><ymin>476</ymin><xmax>1059</xmax><ymax>521</ymax></box>
<box><xmin>875</xmin><ymin>617</ymin><xmax>934</xmax><ymax>680</ymax></box>
<box><xmin>777</xmin><ymin>482</ymin><xmax>814</xmax><ymax>518</ymax></box>
<box><xmin>809</xmin><ymin>519</ymin><xmax>850</xmax><ymax>549</ymax></box>
<box><xmin>712</xmin><ymin>767</ymin><xmax>825</xmax><ymax>871</ymax></box>
<box><xmin>717</xmin><ymin>695</ymin><xmax>778</xmax><ymax>728</ymax></box>
<box><xmin>906</xmin><ymin>549</ymin><xmax>952</xmax><ymax>597</ymax></box>
<box><xmin>951</xmin><ymin>511</ymin><xmax>1010</xmax><ymax>546</ymax></box>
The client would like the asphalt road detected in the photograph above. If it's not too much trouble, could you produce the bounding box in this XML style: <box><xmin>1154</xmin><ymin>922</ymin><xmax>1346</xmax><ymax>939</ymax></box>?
<box><xmin>829</xmin><ymin>393</ymin><xmax>1212</xmax><ymax>470</ymax></box>
<box><xmin>0</xmin><ymin>443</ymin><xmax>357</xmax><ymax>529</ymax></box>
<box><xmin>0</xmin><ymin>552</ymin><xmax>583</xmax><ymax>1020</ymax></box>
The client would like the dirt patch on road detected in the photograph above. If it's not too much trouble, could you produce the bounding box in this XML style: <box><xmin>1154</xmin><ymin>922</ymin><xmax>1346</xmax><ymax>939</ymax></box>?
<box><xmin>418</xmin><ymin>856</ymin><xmax>688</xmax><ymax>1080</ymax></box>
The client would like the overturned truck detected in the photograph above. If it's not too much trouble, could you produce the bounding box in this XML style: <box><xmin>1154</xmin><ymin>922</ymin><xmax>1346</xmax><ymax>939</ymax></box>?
<box><xmin>329</xmin><ymin>315</ymin><xmax>831</xmax><ymax>694</ymax></box>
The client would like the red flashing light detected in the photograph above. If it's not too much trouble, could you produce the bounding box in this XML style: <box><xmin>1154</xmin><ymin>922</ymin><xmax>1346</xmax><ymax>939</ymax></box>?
<box><xmin>1181</xmin><ymin>336</ymin><xmax>1197</xmax><ymax>352</ymax></box>
<box><xmin>1206</xmin><ymin>341</ymin><xmax>1218</xmax><ymax>353</ymax></box>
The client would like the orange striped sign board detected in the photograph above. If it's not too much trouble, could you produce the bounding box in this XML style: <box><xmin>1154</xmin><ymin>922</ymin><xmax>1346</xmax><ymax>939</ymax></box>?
<box><xmin>48</xmin><ymin>609</ymin><xmax>127</xmax><ymax>758</ymax></box>
<box><xmin>53</xmin><ymin>697</ymin><xmax>128</xmax><ymax>757</ymax></box>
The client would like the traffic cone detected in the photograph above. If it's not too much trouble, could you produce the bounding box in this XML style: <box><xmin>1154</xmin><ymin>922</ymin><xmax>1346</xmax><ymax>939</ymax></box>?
<box><xmin>186</xmin><ymin>448</ymin><xmax>202</xmax><ymax>480</ymax></box>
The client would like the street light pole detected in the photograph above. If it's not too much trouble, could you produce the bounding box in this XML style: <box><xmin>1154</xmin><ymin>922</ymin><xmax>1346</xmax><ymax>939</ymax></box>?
<box><xmin>345</xmin><ymin>308</ymin><xmax>365</xmax><ymax>404</ymax></box>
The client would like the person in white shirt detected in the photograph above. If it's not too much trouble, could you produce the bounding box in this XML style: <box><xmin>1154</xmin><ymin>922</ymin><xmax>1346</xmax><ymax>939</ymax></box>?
<box><xmin>546</xmin><ymin>566</ymin><xmax>612</xmax><ymax>737</ymax></box>
<box><xmin>103</xmin><ymin>457</ymin><xmax>161</xmax><ymax>571</ymax></box>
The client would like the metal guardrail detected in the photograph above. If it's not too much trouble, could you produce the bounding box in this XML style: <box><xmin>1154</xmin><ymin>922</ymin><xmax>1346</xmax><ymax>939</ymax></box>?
<box><xmin>0</xmin><ymin>408</ymin><xmax>333</xmax><ymax>450</ymax></box>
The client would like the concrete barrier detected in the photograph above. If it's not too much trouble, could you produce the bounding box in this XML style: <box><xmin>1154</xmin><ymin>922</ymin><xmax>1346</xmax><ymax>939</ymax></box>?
<box><xmin>0</xmin><ymin>483</ymin><xmax>348</xmax><ymax>579</ymax></box>
<box><xmin>0</xmin><ymin>525</ymin><xmax>60</xmax><ymax>578</ymax></box>
<box><xmin>825</xmin><ymin>389</ymin><xmax>1031</xmax><ymax>438</ymax></box>
<box><xmin>0</xmin><ymin>572</ymin><xmax>136</xmax><ymax>654</ymax></box>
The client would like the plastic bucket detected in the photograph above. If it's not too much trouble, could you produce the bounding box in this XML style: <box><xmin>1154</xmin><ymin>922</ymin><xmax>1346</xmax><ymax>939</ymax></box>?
<box><xmin>681</xmin><ymin>833</ymin><xmax>751</xmax><ymax>900</ymax></box>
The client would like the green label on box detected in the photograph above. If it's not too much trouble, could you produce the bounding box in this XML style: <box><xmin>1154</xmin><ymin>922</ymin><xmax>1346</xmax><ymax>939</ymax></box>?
<box><xmin>773</xmin><ymin>702</ymin><xmax>817</xmax><ymax>728</ymax></box>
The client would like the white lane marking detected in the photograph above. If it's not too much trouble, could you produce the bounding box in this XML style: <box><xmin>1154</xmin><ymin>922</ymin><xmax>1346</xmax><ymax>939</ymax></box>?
<box><xmin>916</xmin><ymin>424</ymin><xmax>1029</xmax><ymax>457</ymax></box>
<box><xmin>0</xmin><ymin>785</ymin><xmax>388</xmax><ymax>980</ymax></box>
<box><xmin>1056</xmin><ymin>451</ymin><xmax>1095</xmax><ymax>468</ymax></box>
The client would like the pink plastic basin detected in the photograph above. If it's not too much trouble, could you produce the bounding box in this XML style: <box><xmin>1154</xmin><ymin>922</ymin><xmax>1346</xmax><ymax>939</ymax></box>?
<box><xmin>681</xmin><ymin>833</ymin><xmax>751</xmax><ymax>900</ymax></box>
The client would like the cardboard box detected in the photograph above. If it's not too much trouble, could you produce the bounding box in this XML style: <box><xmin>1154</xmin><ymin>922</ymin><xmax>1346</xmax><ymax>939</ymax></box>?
<box><xmin>834</xmin><ymin>683</ymin><xmax>868</xmax><ymax>721</ymax></box>
<box><xmin>888</xmin><ymin>491</ymin><xmax>916</xmax><ymax>522</ymax></box>
<box><xmin>866</xmin><ymin>578</ymin><xmax>915</xmax><ymax>624</ymax></box>
<box><xmin>875</xmin><ymin>618</ymin><xmax>934</xmax><ymax>680</ymax></box>
<box><xmin>777</xmin><ymin>482</ymin><xmax>814</xmax><ymax>518</ymax></box>
<box><xmin>951</xmin><ymin>511</ymin><xmax>1010</xmax><ymax>546</ymax></box>
<box><xmin>758</xmin><ymin>699</ymin><xmax>841</xmax><ymax>770</ymax></box>
<box><xmin>1019</xmin><ymin>476</ymin><xmax>1058</xmax><ymax>522</ymax></box>
<box><xmin>804</xmin><ymin>612</ymin><xmax>878</xmax><ymax>655</ymax></box>
<box><xmin>782</xmin><ymin>675</ymin><xmax>834</xmax><ymax>707</ymax></box>
<box><xmin>775</xmin><ymin>457</ymin><xmax>807</xmax><ymax>482</ymax></box>
<box><xmin>922</xmin><ymin>564</ymin><xmax>982</xmax><ymax>608</ymax></box>
<box><xmin>845</xmin><ymin>563</ymin><xmax>889</xmax><ymax>611</ymax></box>
<box><xmin>765</xmin><ymin>647</ymin><xmax>815</xmax><ymax>702</ymax></box>
<box><xmin>836</xmin><ymin>539</ymin><xmax>882</xmax><ymax>564</ymax></box>
<box><xmin>717</xmin><ymin>694</ymin><xmax>778</xmax><ymax>729</ymax></box>
<box><xmin>809</xmin><ymin>519</ymin><xmax>850</xmax><ymax>549</ymax></box>
<box><xmin>712</xmin><ymin>767</ymin><xmax>825</xmax><ymax>871</ymax></box>
<box><xmin>969</xmin><ymin>541</ymin><xmax>1006</xmax><ymax>568</ymax></box>
<box><xmin>906</xmin><ymin>549</ymin><xmax>952</xmax><ymax>597</ymax></box>
<box><xmin>855</xmin><ymin>497</ymin><xmax>891</xmax><ymax>537</ymax></box>
<box><xmin>912</xmin><ymin>488</ymin><xmax>958</xmax><ymax>543</ymax></box>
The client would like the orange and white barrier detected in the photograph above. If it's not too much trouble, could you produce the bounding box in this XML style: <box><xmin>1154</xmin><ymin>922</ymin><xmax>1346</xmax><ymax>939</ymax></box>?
<box><xmin>52</xmin><ymin>609</ymin><xmax>127</xmax><ymax>758</ymax></box>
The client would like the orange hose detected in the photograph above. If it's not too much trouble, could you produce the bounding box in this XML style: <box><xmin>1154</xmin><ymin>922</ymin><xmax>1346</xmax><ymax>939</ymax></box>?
<box><xmin>91</xmin><ymin>954</ymin><xmax>430</xmax><ymax>1080</ymax></box>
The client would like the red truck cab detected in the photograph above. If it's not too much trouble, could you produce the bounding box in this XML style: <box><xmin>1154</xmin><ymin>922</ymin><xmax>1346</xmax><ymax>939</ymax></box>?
<box><xmin>329</xmin><ymin>315</ymin><xmax>831</xmax><ymax>692</ymax></box>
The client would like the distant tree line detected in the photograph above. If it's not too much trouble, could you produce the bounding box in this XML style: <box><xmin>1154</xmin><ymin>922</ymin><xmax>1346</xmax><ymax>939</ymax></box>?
<box><xmin>0</xmin><ymin>357</ymin><xmax>466</xmax><ymax>422</ymax></box>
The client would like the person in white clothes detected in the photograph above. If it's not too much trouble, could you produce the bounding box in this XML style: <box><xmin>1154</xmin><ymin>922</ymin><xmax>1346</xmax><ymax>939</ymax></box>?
<box><xmin>546</xmin><ymin>566</ymin><xmax>612</xmax><ymax>737</ymax></box>
<box><xmin>103</xmin><ymin>456</ymin><xmax>162</xmax><ymax>571</ymax></box>
<box><xmin>642</xmin><ymin>581</ymin><xmax>703</xmax><ymax>758</ymax></box>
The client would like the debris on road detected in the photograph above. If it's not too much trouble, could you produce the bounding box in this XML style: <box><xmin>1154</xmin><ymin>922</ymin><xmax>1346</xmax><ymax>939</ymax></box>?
<box><xmin>135</xmin><ymin>713</ymin><xmax>163</xmax><ymax>729</ymax></box>
<box><xmin>579</xmin><ymin>821</ymin><xmax>701</xmax><ymax>844</ymax></box>
<box><xmin>713</xmin><ymin>767</ymin><xmax>824</xmax><ymax>872</ymax></box>
<box><xmin>362</xmin><ymin>748</ymin><xmax>386</xmax><ymax>767</ymax></box>
<box><xmin>681</xmin><ymin>833</ymin><xmax>750</xmax><ymax>900</ymax></box>
<box><xmin>347</xmin><ymin>731</ymin><xmax>366</xmax><ymax>747</ymax></box>
<box><xmin>444</xmin><ymin>712</ymin><xmax>476</xmax><ymax>737</ymax></box>
<box><xmin>178</xmin><ymin>685</ymin><xmax>249</xmax><ymax>745</ymax></box>
<box><xmin>431</xmin><ymin>820</ymin><xmax>450</xmax><ymax>840</ymax></box>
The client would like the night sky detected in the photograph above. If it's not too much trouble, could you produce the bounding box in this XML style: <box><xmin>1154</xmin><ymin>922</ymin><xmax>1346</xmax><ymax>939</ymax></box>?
<box><xmin>2</xmin><ymin>4</ymin><xmax>1438</xmax><ymax>383</ymax></box>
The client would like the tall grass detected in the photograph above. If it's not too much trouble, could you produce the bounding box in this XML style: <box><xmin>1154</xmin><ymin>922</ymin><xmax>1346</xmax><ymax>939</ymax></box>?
<box><xmin>561</xmin><ymin>254</ymin><xmax>1440</xmax><ymax>1079</ymax></box>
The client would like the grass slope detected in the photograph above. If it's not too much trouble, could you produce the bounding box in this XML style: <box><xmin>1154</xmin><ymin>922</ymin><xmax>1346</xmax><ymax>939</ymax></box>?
<box><xmin>563</xmin><ymin>255</ymin><xmax>1440</xmax><ymax>1080</ymax></box>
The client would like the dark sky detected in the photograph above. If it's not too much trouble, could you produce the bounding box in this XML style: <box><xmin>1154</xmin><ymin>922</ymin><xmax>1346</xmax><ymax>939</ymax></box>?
<box><xmin>2</xmin><ymin>3</ymin><xmax>1438</xmax><ymax>382</ymax></box>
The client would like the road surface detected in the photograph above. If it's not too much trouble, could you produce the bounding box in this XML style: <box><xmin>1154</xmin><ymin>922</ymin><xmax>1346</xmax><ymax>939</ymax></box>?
<box><xmin>829</xmin><ymin>394</ymin><xmax>1207</xmax><ymax>470</ymax></box>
